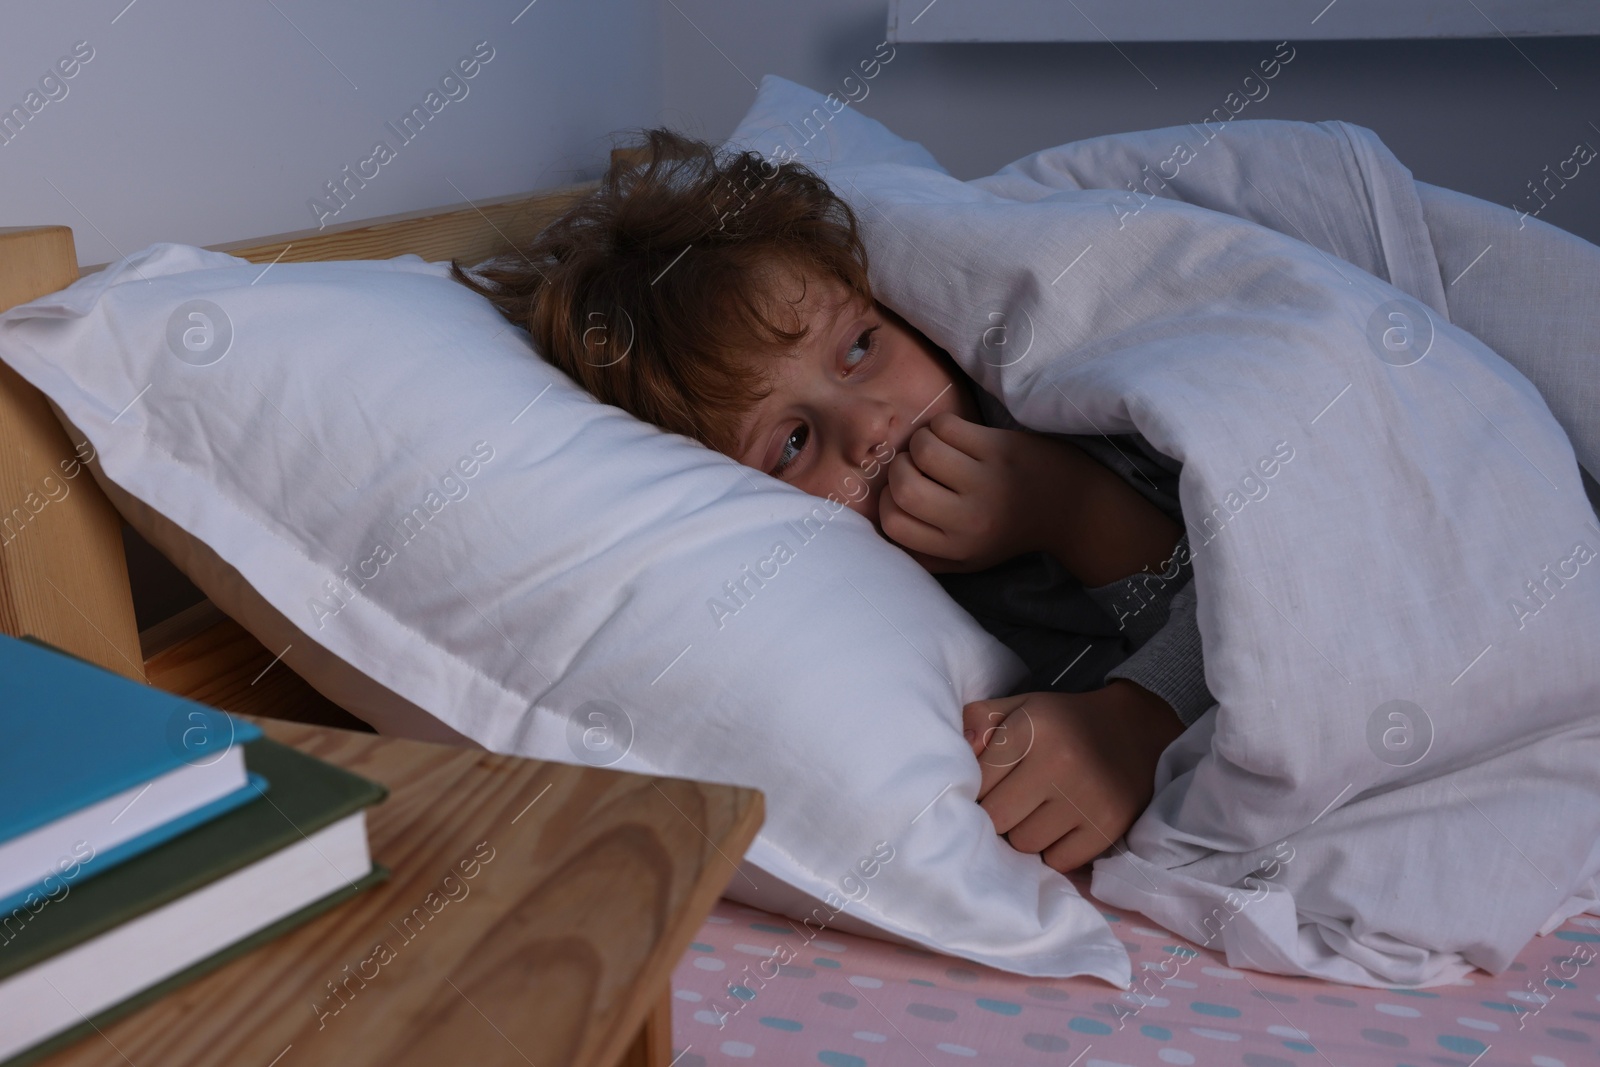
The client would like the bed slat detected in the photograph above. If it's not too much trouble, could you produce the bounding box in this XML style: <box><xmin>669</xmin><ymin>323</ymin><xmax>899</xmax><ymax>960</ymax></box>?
<box><xmin>212</xmin><ymin>184</ymin><xmax>597</xmax><ymax>266</ymax></box>
<box><xmin>0</xmin><ymin>226</ymin><xmax>145</xmax><ymax>680</ymax></box>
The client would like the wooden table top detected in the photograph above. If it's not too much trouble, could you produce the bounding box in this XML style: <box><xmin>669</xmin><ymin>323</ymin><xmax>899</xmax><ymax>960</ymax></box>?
<box><xmin>33</xmin><ymin>717</ymin><xmax>765</xmax><ymax>1067</ymax></box>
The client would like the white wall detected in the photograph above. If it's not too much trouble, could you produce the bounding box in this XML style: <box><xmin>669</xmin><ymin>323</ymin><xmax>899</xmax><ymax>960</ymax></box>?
<box><xmin>0</xmin><ymin>0</ymin><xmax>663</xmax><ymax>267</ymax></box>
<box><xmin>660</xmin><ymin>0</ymin><xmax>1600</xmax><ymax>246</ymax></box>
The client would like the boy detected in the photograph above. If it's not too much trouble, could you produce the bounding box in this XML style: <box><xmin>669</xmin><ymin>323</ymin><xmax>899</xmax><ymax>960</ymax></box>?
<box><xmin>451</xmin><ymin>128</ymin><xmax>1214</xmax><ymax>873</ymax></box>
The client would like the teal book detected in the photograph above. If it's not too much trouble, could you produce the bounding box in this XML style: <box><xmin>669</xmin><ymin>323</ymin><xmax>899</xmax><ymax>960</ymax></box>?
<box><xmin>0</xmin><ymin>633</ymin><xmax>266</xmax><ymax>916</ymax></box>
<box><xmin>0</xmin><ymin>736</ymin><xmax>390</xmax><ymax>1066</ymax></box>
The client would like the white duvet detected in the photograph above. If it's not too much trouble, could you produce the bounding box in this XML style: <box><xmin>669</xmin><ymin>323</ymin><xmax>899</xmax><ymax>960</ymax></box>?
<box><xmin>730</xmin><ymin>78</ymin><xmax>1600</xmax><ymax>987</ymax></box>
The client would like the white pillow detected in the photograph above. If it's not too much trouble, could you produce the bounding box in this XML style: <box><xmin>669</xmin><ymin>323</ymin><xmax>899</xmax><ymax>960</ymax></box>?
<box><xmin>722</xmin><ymin>72</ymin><xmax>951</xmax><ymax>177</ymax></box>
<box><xmin>0</xmin><ymin>242</ymin><xmax>1136</xmax><ymax>983</ymax></box>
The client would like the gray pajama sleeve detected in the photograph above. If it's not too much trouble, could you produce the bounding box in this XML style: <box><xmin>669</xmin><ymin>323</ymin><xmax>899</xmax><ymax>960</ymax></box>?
<box><xmin>1102</xmin><ymin>581</ymin><xmax>1215</xmax><ymax>727</ymax></box>
<box><xmin>1080</xmin><ymin>534</ymin><xmax>1217</xmax><ymax>728</ymax></box>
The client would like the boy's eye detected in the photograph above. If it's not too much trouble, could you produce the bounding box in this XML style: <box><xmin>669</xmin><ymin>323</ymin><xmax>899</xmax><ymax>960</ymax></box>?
<box><xmin>767</xmin><ymin>324</ymin><xmax>878</xmax><ymax>477</ymax></box>
<box><xmin>772</xmin><ymin>424</ymin><xmax>808</xmax><ymax>476</ymax></box>
<box><xmin>845</xmin><ymin>326</ymin><xmax>880</xmax><ymax>373</ymax></box>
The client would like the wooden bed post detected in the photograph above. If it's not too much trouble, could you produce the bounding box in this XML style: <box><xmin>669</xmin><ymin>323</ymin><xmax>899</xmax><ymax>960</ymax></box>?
<box><xmin>0</xmin><ymin>226</ymin><xmax>145</xmax><ymax>681</ymax></box>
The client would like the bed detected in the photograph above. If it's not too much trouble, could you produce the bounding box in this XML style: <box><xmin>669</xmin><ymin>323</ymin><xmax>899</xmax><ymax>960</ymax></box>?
<box><xmin>5</xmin><ymin>170</ymin><xmax>1598</xmax><ymax>1067</ymax></box>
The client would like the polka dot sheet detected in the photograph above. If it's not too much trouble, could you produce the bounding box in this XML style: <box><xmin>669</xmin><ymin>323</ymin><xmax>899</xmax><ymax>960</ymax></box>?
<box><xmin>670</xmin><ymin>873</ymin><xmax>1600</xmax><ymax>1067</ymax></box>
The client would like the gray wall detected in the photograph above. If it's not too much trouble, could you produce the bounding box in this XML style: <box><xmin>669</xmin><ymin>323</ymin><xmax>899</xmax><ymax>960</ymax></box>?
<box><xmin>1</xmin><ymin>0</ymin><xmax>663</xmax><ymax>267</ymax></box>
<box><xmin>8</xmin><ymin>2</ymin><xmax>1591</xmax><ymax>265</ymax></box>
<box><xmin>661</xmin><ymin>0</ymin><xmax>1600</xmax><ymax>246</ymax></box>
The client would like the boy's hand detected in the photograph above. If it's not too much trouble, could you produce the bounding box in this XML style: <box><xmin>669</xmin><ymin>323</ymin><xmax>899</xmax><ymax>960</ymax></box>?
<box><xmin>962</xmin><ymin>680</ymin><xmax>1185</xmax><ymax>874</ymax></box>
<box><xmin>882</xmin><ymin>412</ymin><xmax>1183</xmax><ymax>587</ymax></box>
<box><xmin>879</xmin><ymin>412</ymin><xmax>1059</xmax><ymax>573</ymax></box>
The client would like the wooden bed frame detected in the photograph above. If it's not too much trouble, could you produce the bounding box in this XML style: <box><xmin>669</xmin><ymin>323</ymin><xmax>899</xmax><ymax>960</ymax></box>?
<box><xmin>0</xmin><ymin>179</ymin><xmax>597</xmax><ymax>720</ymax></box>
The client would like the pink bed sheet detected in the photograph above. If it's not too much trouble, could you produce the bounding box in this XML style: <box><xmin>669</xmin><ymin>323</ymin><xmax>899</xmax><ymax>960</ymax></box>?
<box><xmin>670</xmin><ymin>872</ymin><xmax>1599</xmax><ymax>1067</ymax></box>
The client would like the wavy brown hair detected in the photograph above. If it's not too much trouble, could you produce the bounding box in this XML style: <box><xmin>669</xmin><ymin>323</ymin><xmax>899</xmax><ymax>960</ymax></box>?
<box><xmin>449</xmin><ymin>128</ymin><xmax>874</xmax><ymax>458</ymax></box>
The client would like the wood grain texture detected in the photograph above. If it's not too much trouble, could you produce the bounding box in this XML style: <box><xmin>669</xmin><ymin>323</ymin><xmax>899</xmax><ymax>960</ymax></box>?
<box><xmin>211</xmin><ymin>182</ymin><xmax>598</xmax><ymax>267</ymax></box>
<box><xmin>0</xmin><ymin>226</ymin><xmax>145</xmax><ymax>681</ymax></box>
<box><xmin>617</xmin><ymin>987</ymin><xmax>674</xmax><ymax>1067</ymax></box>
<box><xmin>137</xmin><ymin>597</ymin><xmax>233</xmax><ymax>660</ymax></box>
<box><xmin>33</xmin><ymin>718</ymin><xmax>765</xmax><ymax>1067</ymax></box>
<box><xmin>143</xmin><ymin>606</ymin><xmax>371</xmax><ymax>733</ymax></box>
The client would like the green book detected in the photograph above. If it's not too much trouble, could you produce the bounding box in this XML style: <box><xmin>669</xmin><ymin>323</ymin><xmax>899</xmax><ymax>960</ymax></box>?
<box><xmin>0</xmin><ymin>738</ymin><xmax>390</xmax><ymax>1066</ymax></box>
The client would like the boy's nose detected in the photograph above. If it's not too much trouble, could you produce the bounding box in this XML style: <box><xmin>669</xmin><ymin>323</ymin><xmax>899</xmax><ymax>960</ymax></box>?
<box><xmin>845</xmin><ymin>395</ymin><xmax>898</xmax><ymax>470</ymax></box>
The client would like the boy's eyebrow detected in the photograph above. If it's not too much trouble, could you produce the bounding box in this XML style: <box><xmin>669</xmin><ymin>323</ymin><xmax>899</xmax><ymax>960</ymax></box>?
<box><xmin>734</xmin><ymin>292</ymin><xmax>862</xmax><ymax>464</ymax></box>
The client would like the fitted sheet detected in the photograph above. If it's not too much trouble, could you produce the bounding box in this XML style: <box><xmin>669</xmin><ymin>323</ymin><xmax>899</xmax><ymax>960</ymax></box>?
<box><xmin>671</xmin><ymin>876</ymin><xmax>1600</xmax><ymax>1066</ymax></box>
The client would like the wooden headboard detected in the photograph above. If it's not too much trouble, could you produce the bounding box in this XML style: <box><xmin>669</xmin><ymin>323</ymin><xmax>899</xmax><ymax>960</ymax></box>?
<box><xmin>0</xmin><ymin>181</ymin><xmax>596</xmax><ymax>715</ymax></box>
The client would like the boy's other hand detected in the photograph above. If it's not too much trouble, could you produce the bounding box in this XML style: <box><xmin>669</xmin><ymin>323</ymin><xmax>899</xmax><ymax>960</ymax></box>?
<box><xmin>879</xmin><ymin>412</ymin><xmax>1057</xmax><ymax>574</ymax></box>
<box><xmin>961</xmin><ymin>681</ymin><xmax>1184</xmax><ymax>874</ymax></box>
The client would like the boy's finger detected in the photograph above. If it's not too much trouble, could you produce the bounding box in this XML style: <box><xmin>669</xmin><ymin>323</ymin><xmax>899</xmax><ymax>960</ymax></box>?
<box><xmin>974</xmin><ymin>703</ymin><xmax>1038</xmax><ymax>801</ymax></box>
<box><xmin>1006</xmin><ymin>795</ymin><xmax>1083</xmax><ymax>856</ymax></box>
<box><xmin>976</xmin><ymin>759</ymin><xmax>1045</xmax><ymax>834</ymax></box>
<box><xmin>886</xmin><ymin>451</ymin><xmax>961</xmax><ymax>532</ymax></box>
<box><xmin>929</xmin><ymin>411</ymin><xmax>1001</xmax><ymax>461</ymax></box>
<box><xmin>1041</xmin><ymin>824</ymin><xmax>1111</xmax><ymax>874</ymax></box>
<box><xmin>961</xmin><ymin>695</ymin><xmax>1027</xmax><ymax>753</ymax></box>
<box><xmin>879</xmin><ymin>481</ymin><xmax>949</xmax><ymax>558</ymax></box>
<box><xmin>978</xmin><ymin>700</ymin><xmax>1040</xmax><ymax>766</ymax></box>
<box><xmin>907</xmin><ymin>423</ymin><xmax>983</xmax><ymax>494</ymax></box>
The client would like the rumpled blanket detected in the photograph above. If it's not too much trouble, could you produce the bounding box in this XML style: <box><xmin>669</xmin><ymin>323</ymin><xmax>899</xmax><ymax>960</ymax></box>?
<box><xmin>732</xmin><ymin>79</ymin><xmax>1600</xmax><ymax>987</ymax></box>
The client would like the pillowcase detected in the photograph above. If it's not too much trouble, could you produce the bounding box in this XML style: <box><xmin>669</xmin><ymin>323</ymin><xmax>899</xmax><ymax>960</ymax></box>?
<box><xmin>722</xmin><ymin>73</ymin><xmax>951</xmax><ymax>178</ymax></box>
<box><xmin>0</xmin><ymin>240</ymin><xmax>1135</xmax><ymax>983</ymax></box>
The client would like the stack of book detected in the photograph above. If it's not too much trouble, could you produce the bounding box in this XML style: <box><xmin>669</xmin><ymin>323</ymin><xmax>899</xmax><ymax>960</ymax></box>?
<box><xmin>0</xmin><ymin>633</ymin><xmax>389</xmax><ymax>1066</ymax></box>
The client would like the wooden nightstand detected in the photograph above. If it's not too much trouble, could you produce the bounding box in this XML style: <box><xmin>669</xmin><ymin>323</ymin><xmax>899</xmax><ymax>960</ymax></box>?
<box><xmin>30</xmin><ymin>717</ymin><xmax>764</xmax><ymax>1067</ymax></box>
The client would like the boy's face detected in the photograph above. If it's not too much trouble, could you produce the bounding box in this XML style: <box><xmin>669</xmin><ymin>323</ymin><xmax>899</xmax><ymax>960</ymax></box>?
<box><xmin>732</xmin><ymin>270</ymin><xmax>981</xmax><ymax>531</ymax></box>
